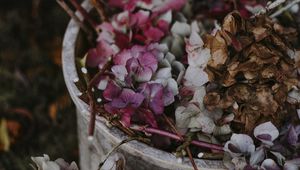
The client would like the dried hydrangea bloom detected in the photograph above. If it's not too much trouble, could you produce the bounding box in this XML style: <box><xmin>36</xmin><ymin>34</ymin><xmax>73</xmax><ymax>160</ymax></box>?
<box><xmin>203</xmin><ymin>11</ymin><xmax>299</xmax><ymax>134</ymax></box>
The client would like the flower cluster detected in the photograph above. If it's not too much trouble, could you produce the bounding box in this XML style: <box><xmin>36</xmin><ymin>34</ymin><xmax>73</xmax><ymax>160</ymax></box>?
<box><xmin>101</xmin><ymin>43</ymin><xmax>182</xmax><ymax>127</ymax></box>
<box><xmin>77</xmin><ymin>0</ymin><xmax>300</xmax><ymax>168</ymax></box>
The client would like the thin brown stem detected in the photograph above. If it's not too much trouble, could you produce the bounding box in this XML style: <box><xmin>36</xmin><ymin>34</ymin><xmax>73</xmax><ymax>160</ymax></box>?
<box><xmin>186</xmin><ymin>147</ymin><xmax>198</xmax><ymax>170</ymax></box>
<box><xmin>163</xmin><ymin>115</ymin><xmax>198</xmax><ymax>170</ymax></box>
<box><xmin>91</xmin><ymin>0</ymin><xmax>108</xmax><ymax>22</ymax></box>
<box><xmin>68</xmin><ymin>0</ymin><xmax>98</xmax><ymax>30</ymax></box>
<box><xmin>131</xmin><ymin>125</ymin><xmax>224</xmax><ymax>151</ymax></box>
<box><xmin>56</xmin><ymin>0</ymin><xmax>92</xmax><ymax>35</ymax></box>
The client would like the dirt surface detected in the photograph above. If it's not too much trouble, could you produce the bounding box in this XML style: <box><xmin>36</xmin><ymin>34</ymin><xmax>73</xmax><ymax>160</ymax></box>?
<box><xmin>0</xmin><ymin>1</ymin><xmax>78</xmax><ymax>169</ymax></box>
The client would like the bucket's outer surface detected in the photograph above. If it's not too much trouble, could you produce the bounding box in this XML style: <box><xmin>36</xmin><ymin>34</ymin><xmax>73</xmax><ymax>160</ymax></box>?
<box><xmin>62</xmin><ymin>1</ymin><xmax>226</xmax><ymax>169</ymax></box>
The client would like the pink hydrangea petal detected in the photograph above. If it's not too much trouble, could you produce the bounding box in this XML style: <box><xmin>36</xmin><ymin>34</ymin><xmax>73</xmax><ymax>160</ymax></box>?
<box><xmin>120</xmin><ymin>106</ymin><xmax>135</xmax><ymax>127</ymax></box>
<box><xmin>157</xmin><ymin>19</ymin><xmax>170</xmax><ymax>33</ymax></box>
<box><xmin>120</xmin><ymin>89</ymin><xmax>144</xmax><ymax>108</ymax></box>
<box><xmin>103</xmin><ymin>81</ymin><xmax>122</xmax><ymax>101</ymax></box>
<box><xmin>113</xmin><ymin>49</ymin><xmax>132</xmax><ymax>65</ymax></box>
<box><xmin>114</xmin><ymin>31</ymin><xmax>130</xmax><ymax>49</ymax></box>
<box><xmin>138</xmin><ymin>52</ymin><xmax>158</xmax><ymax>72</ymax></box>
<box><xmin>130</xmin><ymin>10</ymin><xmax>150</xmax><ymax>26</ymax></box>
<box><xmin>142</xmin><ymin>83</ymin><xmax>164</xmax><ymax>115</ymax></box>
<box><xmin>86</xmin><ymin>41</ymin><xmax>113</xmax><ymax>68</ymax></box>
<box><xmin>143</xmin><ymin>27</ymin><xmax>165</xmax><ymax>42</ymax></box>
<box><xmin>135</xmin><ymin>67</ymin><xmax>153</xmax><ymax>82</ymax></box>
<box><xmin>152</xmin><ymin>0</ymin><xmax>187</xmax><ymax>16</ymax></box>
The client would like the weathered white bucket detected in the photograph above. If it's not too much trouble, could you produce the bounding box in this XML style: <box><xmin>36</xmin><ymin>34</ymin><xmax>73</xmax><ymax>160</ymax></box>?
<box><xmin>62</xmin><ymin>1</ymin><xmax>226</xmax><ymax>169</ymax></box>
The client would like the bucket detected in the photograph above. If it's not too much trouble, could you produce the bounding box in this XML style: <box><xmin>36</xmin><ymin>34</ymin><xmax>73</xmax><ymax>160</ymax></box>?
<box><xmin>61</xmin><ymin>1</ymin><xmax>226</xmax><ymax>169</ymax></box>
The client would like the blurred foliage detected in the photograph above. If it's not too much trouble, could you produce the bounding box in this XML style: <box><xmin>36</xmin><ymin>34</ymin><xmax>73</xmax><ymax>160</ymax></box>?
<box><xmin>0</xmin><ymin>0</ymin><xmax>78</xmax><ymax>169</ymax></box>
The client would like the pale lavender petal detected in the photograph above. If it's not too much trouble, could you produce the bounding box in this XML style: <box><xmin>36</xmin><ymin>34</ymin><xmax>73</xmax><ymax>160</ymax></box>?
<box><xmin>254</xmin><ymin>121</ymin><xmax>279</xmax><ymax>145</ymax></box>
<box><xmin>261</xmin><ymin>159</ymin><xmax>281</xmax><ymax>170</ymax></box>
<box><xmin>121</xmin><ymin>89</ymin><xmax>144</xmax><ymax>108</ymax></box>
<box><xmin>250</xmin><ymin>147</ymin><xmax>265</xmax><ymax>166</ymax></box>
<box><xmin>287</xmin><ymin>126</ymin><xmax>298</xmax><ymax>145</ymax></box>
<box><xmin>113</xmin><ymin>49</ymin><xmax>133</xmax><ymax>65</ymax></box>
<box><xmin>111</xmin><ymin>65</ymin><xmax>128</xmax><ymax>81</ymax></box>
<box><xmin>184</xmin><ymin>66</ymin><xmax>209</xmax><ymax>87</ymax></box>
<box><xmin>224</xmin><ymin>134</ymin><xmax>255</xmax><ymax>157</ymax></box>
<box><xmin>153</xmin><ymin>0</ymin><xmax>187</xmax><ymax>16</ymax></box>
<box><xmin>138</xmin><ymin>52</ymin><xmax>158</xmax><ymax>72</ymax></box>
<box><xmin>135</xmin><ymin>67</ymin><xmax>153</xmax><ymax>82</ymax></box>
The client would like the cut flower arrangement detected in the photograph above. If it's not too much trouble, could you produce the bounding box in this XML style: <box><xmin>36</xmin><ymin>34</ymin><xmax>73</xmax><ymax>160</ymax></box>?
<box><xmin>57</xmin><ymin>0</ymin><xmax>300</xmax><ymax>169</ymax></box>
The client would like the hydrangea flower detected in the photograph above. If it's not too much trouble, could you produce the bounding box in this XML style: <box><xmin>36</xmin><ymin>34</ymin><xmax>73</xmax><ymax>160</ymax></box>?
<box><xmin>100</xmin><ymin>43</ymin><xmax>180</xmax><ymax>127</ymax></box>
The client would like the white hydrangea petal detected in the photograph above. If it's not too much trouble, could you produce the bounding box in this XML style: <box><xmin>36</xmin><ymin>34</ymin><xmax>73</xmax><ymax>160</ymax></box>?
<box><xmin>188</xmin><ymin>113</ymin><xmax>215</xmax><ymax>134</ymax></box>
<box><xmin>187</xmin><ymin>48</ymin><xmax>211</xmax><ymax>68</ymax></box>
<box><xmin>155</xmin><ymin>67</ymin><xmax>172</xmax><ymax>79</ymax></box>
<box><xmin>171</xmin><ymin>21</ymin><xmax>191</xmax><ymax>36</ymax></box>
<box><xmin>254</xmin><ymin>121</ymin><xmax>279</xmax><ymax>145</ymax></box>
<box><xmin>250</xmin><ymin>147</ymin><xmax>265</xmax><ymax>166</ymax></box>
<box><xmin>184</xmin><ymin>66</ymin><xmax>209</xmax><ymax>87</ymax></box>
<box><xmin>175</xmin><ymin>104</ymin><xmax>199</xmax><ymax>129</ymax></box>
<box><xmin>261</xmin><ymin>159</ymin><xmax>280</xmax><ymax>170</ymax></box>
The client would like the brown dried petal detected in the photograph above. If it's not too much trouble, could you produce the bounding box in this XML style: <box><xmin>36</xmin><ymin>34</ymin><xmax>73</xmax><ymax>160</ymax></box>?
<box><xmin>255</xmin><ymin>87</ymin><xmax>279</xmax><ymax>116</ymax></box>
<box><xmin>208</xmin><ymin>32</ymin><xmax>228</xmax><ymax>69</ymax></box>
<box><xmin>252</xmin><ymin>27</ymin><xmax>269</xmax><ymax>42</ymax></box>
<box><xmin>261</xmin><ymin>65</ymin><xmax>277</xmax><ymax>79</ymax></box>
<box><xmin>228</xmin><ymin>84</ymin><xmax>253</xmax><ymax>103</ymax></box>
<box><xmin>204</xmin><ymin>92</ymin><xmax>221</xmax><ymax>111</ymax></box>
<box><xmin>222</xmin><ymin>12</ymin><xmax>240</xmax><ymax>35</ymax></box>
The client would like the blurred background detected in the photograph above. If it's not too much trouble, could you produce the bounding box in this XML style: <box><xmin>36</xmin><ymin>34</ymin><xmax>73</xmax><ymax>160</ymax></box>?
<box><xmin>0</xmin><ymin>1</ymin><xmax>78</xmax><ymax>169</ymax></box>
<box><xmin>0</xmin><ymin>0</ymin><xmax>300</xmax><ymax>170</ymax></box>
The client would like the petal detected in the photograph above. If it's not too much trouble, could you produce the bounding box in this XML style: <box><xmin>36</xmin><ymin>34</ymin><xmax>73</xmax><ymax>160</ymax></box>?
<box><xmin>254</xmin><ymin>121</ymin><xmax>279</xmax><ymax>145</ymax></box>
<box><xmin>152</xmin><ymin>0</ymin><xmax>187</xmax><ymax>15</ymax></box>
<box><xmin>171</xmin><ymin>21</ymin><xmax>191</xmax><ymax>36</ymax></box>
<box><xmin>261</xmin><ymin>159</ymin><xmax>281</xmax><ymax>170</ymax></box>
<box><xmin>130</xmin><ymin>10</ymin><xmax>150</xmax><ymax>26</ymax></box>
<box><xmin>148</xmin><ymin>84</ymin><xmax>164</xmax><ymax>114</ymax></box>
<box><xmin>144</xmin><ymin>27</ymin><xmax>165</xmax><ymax>42</ymax></box>
<box><xmin>287</xmin><ymin>126</ymin><xmax>298</xmax><ymax>145</ymax></box>
<box><xmin>187</xmin><ymin>48</ymin><xmax>211</xmax><ymax>68</ymax></box>
<box><xmin>135</xmin><ymin>67</ymin><xmax>153</xmax><ymax>82</ymax></box>
<box><xmin>154</xmin><ymin>67</ymin><xmax>172</xmax><ymax>79</ymax></box>
<box><xmin>250</xmin><ymin>147</ymin><xmax>265</xmax><ymax>166</ymax></box>
<box><xmin>111</xmin><ymin>65</ymin><xmax>128</xmax><ymax>81</ymax></box>
<box><xmin>184</xmin><ymin>66</ymin><xmax>209</xmax><ymax>87</ymax></box>
<box><xmin>120</xmin><ymin>107</ymin><xmax>135</xmax><ymax>127</ymax></box>
<box><xmin>138</xmin><ymin>52</ymin><xmax>158</xmax><ymax>72</ymax></box>
<box><xmin>113</xmin><ymin>49</ymin><xmax>132</xmax><ymax>65</ymax></box>
<box><xmin>224</xmin><ymin>134</ymin><xmax>255</xmax><ymax>157</ymax></box>
<box><xmin>103</xmin><ymin>81</ymin><xmax>122</xmax><ymax>101</ymax></box>
<box><xmin>86</xmin><ymin>41</ymin><xmax>113</xmax><ymax>68</ymax></box>
<box><xmin>121</xmin><ymin>89</ymin><xmax>144</xmax><ymax>108</ymax></box>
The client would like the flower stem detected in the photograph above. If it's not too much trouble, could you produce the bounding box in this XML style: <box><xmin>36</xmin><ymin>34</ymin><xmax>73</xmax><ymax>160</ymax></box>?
<box><xmin>67</xmin><ymin>0</ymin><xmax>98</xmax><ymax>31</ymax></box>
<box><xmin>131</xmin><ymin>126</ymin><xmax>224</xmax><ymax>151</ymax></box>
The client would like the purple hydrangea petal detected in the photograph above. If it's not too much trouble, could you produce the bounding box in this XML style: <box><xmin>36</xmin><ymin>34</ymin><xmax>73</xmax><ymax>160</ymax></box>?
<box><xmin>113</xmin><ymin>49</ymin><xmax>133</xmax><ymax>65</ymax></box>
<box><xmin>103</xmin><ymin>81</ymin><xmax>122</xmax><ymax>101</ymax></box>
<box><xmin>111</xmin><ymin>65</ymin><xmax>128</xmax><ymax>81</ymax></box>
<box><xmin>120</xmin><ymin>88</ymin><xmax>144</xmax><ymax>108</ymax></box>
<box><xmin>261</xmin><ymin>159</ymin><xmax>281</xmax><ymax>170</ymax></box>
<box><xmin>287</xmin><ymin>126</ymin><xmax>298</xmax><ymax>145</ymax></box>
<box><xmin>138</xmin><ymin>52</ymin><xmax>158</xmax><ymax>72</ymax></box>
